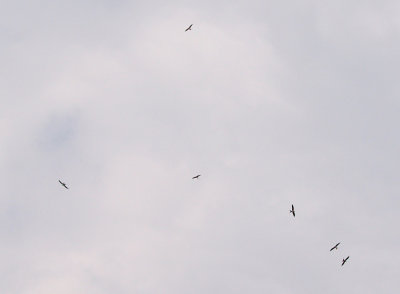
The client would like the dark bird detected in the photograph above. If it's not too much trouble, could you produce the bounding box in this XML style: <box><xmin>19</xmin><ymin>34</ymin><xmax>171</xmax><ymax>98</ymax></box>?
<box><xmin>185</xmin><ymin>24</ymin><xmax>193</xmax><ymax>32</ymax></box>
<box><xmin>290</xmin><ymin>204</ymin><xmax>295</xmax><ymax>217</ymax></box>
<box><xmin>341</xmin><ymin>256</ymin><xmax>350</xmax><ymax>266</ymax></box>
<box><xmin>192</xmin><ymin>174</ymin><xmax>201</xmax><ymax>179</ymax></box>
<box><xmin>330</xmin><ymin>242</ymin><xmax>341</xmax><ymax>251</ymax></box>
<box><xmin>59</xmin><ymin>180</ymin><xmax>69</xmax><ymax>189</ymax></box>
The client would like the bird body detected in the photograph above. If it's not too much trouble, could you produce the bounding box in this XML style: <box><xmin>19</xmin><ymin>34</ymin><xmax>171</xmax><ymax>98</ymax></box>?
<box><xmin>185</xmin><ymin>24</ymin><xmax>193</xmax><ymax>31</ymax></box>
<box><xmin>341</xmin><ymin>256</ymin><xmax>350</xmax><ymax>266</ymax></box>
<box><xmin>192</xmin><ymin>174</ymin><xmax>201</xmax><ymax>179</ymax></box>
<box><xmin>59</xmin><ymin>180</ymin><xmax>69</xmax><ymax>189</ymax></box>
<box><xmin>290</xmin><ymin>204</ymin><xmax>295</xmax><ymax>217</ymax></box>
<box><xmin>330</xmin><ymin>242</ymin><xmax>341</xmax><ymax>251</ymax></box>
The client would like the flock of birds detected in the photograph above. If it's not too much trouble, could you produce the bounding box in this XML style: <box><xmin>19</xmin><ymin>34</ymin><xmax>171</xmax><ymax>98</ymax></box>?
<box><xmin>59</xmin><ymin>174</ymin><xmax>350</xmax><ymax>267</ymax></box>
<box><xmin>290</xmin><ymin>204</ymin><xmax>350</xmax><ymax>266</ymax></box>
<box><xmin>58</xmin><ymin>23</ymin><xmax>350</xmax><ymax>269</ymax></box>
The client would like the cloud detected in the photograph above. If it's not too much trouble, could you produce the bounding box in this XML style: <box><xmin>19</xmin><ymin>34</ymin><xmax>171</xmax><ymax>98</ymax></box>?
<box><xmin>1</xmin><ymin>1</ymin><xmax>400</xmax><ymax>293</ymax></box>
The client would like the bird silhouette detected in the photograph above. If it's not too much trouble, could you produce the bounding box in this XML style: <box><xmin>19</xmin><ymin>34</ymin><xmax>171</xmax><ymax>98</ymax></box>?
<box><xmin>341</xmin><ymin>256</ymin><xmax>350</xmax><ymax>266</ymax></box>
<box><xmin>185</xmin><ymin>24</ymin><xmax>193</xmax><ymax>32</ymax></box>
<box><xmin>192</xmin><ymin>174</ymin><xmax>201</xmax><ymax>179</ymax></box>
<box><xmin>330</xmin><ymin>242</ymin><xmax>341</xmax><ymax>251</ymax></box>
<box><xmin>290</xmin><ymin>204</ymin><xmax>295</xmax><ymax>217</ymax></box>
<box><xmin>59</xmin><ymin>180</ymin><xmax>69</xmax><ymax>189</ymax></box>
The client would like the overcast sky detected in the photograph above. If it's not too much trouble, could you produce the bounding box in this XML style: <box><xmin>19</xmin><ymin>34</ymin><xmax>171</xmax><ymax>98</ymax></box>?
<box><xmin>1</xmin><ymin>1</ymin><xmax>400</xmax><ymax>293</ymax></box>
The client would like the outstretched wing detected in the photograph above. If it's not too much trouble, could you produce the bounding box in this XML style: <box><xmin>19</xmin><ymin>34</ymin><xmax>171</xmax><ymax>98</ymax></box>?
<box><xmin>330</xmin><ymin>242</ymin><xmax>340</xmax><ymax>251</ymax></box>
<box><xmin>342</xmin><ymin>256</ymin><xmax>349</xmax><ymax>266</ymax></box>
<box><xmin>59</xmin><ymin>180</ymin><xmax>68</xmax><ymax>189</ymax></box>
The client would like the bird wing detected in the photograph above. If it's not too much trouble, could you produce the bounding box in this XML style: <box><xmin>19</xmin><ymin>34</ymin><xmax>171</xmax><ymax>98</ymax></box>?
<box><xmin>331</xmin><ymin>243</ymin><xmax>340</xmax><ymax>251</ymax></box>
<box><xmin>342</xmin><ymin>256</ymin><xmax>349</xmax><ymax>265</ymax></box>
<box><xmin>59</xmin><ymin>181</ymin><xmax>68</xmax><ymax>189</ymax></box>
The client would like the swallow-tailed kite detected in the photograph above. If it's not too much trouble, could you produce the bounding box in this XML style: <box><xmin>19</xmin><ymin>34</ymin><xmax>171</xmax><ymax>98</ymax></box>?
<box><xmin>330</xmin><ymin>242</ymin><xmax>341</xmax><ymax>251</ymax></box>
<box><xmin>290</xmin><ymin>204</ymin><xmax>295</xmax><ymax>217</ymax></box>
<box><xmin>185</xmin><ymin>24</ymin><xmax>193</xmax><ymax>32</ymax></box>
<box><xmin>59</xmin><ymin>180</ymin><xmax>69</xmax><ymax>189</ymax></box>
<box><xmin>341</xmin><ymin>256</ymin><xmax>350</xmax><ymax>266</ymax></box>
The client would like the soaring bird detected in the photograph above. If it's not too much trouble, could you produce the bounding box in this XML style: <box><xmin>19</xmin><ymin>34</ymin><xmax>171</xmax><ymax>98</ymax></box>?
<box><xmin>330</xmin><ymin>242</ymin><xmax>341</xmax><ymax>251</ymax></box>
<box><xmin>192</xmin><ymin>174</ymin><xmax>201</xmax><ymax>179</ymax></box>
<box><xmin>185</xmin><ymin>24</ymin><xmax>193</xmax><ymax>32</ymax></box>
<box><xmin>59</xmin><ymin>180</ymin><xmax>69</xmax><ymax>189</ymax></box>
<box><xmin>290</xmin><ymin>204</ymin><xmax>295</xmax><ymax>217</ymax></box>
<box><xmin>341</xmin><ymin>256</ymin><xmax>350</xmax><ymax>266</ymax></box>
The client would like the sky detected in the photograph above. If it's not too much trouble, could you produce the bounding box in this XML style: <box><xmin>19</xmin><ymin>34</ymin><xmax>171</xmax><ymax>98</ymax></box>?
<box><xmin>1</xmin><ymin>0</ymin><xmax>400</xmax><ymax>293</ymax></box>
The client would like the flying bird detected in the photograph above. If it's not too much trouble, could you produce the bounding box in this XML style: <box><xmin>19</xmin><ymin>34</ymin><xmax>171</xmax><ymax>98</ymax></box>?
<box><xmin>341</xmin><ymin>256</ymin><xmax>350</xmax><ymax>266</ymax></box>
<box><xmin>192</xmin><ymin>174</ymin><xmax>201</xmax><ymax>179</ymax></box>
<box><xmin>330</xmin><ymin>242</ymin><xmax>341</xmax><ymax>251</ymax></box>
<box><xmin>290</xmin><ymin>204</ymin><xmax>295</xmax><ymax>217</ymax></box>
<box><xmin>59</xmin><ymin>180</ymin><xmax>69</xmax><ymax>189</ymax></box>
<box><xmin>185</xmin><ymin>24</ymin><xmax>193</xmax><ymax>32</ymax></box>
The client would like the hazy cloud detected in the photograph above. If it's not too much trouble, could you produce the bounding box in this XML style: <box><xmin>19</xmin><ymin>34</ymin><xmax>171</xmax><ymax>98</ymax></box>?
<box><xmin>1</xmin><ymin>1</ymin><xmax>400</xmax><ymax>293</ymax></box>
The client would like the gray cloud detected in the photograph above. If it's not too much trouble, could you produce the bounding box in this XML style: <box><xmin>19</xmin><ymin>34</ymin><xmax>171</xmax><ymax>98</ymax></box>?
<box><xmin>1</xmin><ymin>1</ymin><xmax>400</xmax><ymax>293</ymax></box>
